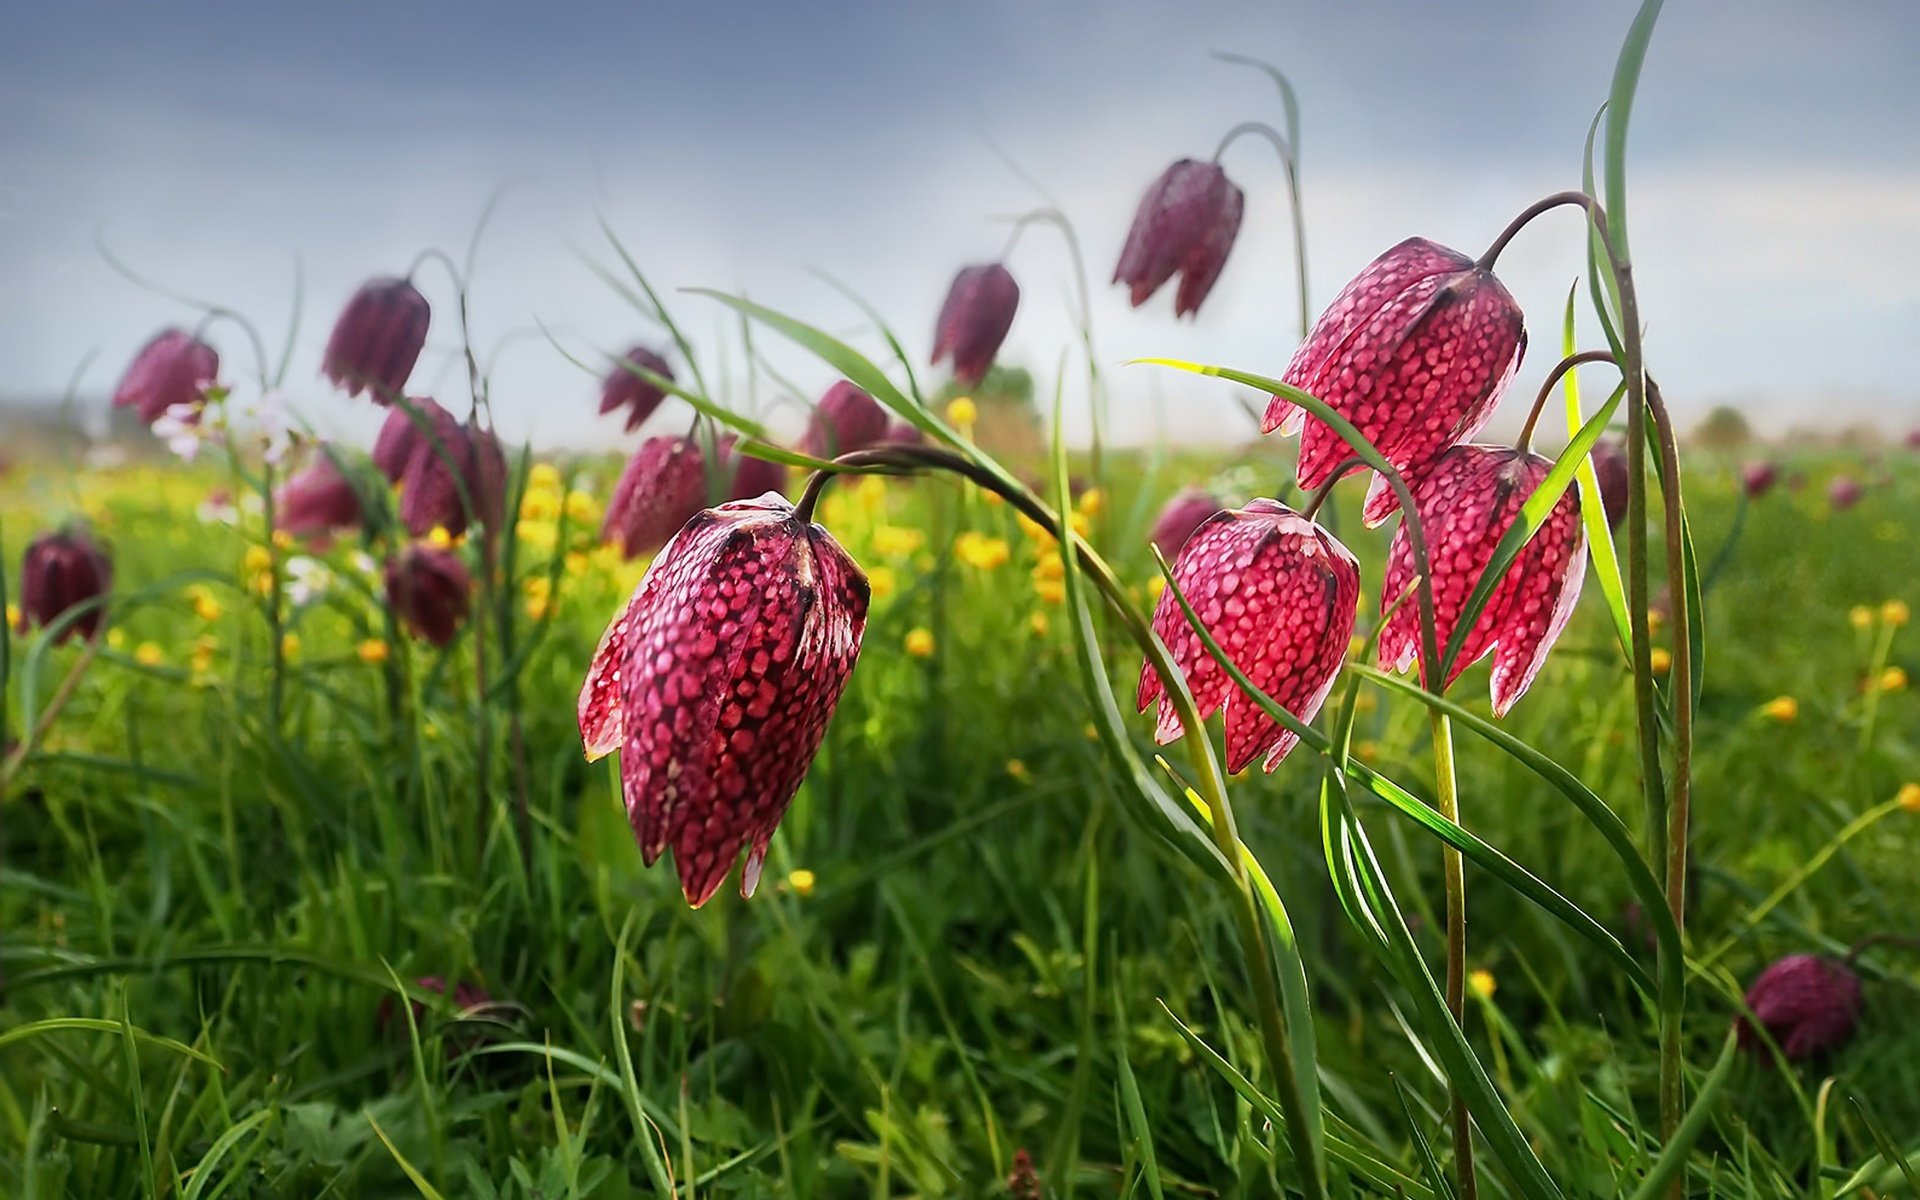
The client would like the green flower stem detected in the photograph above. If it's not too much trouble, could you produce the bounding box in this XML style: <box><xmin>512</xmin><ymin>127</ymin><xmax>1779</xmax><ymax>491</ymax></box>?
<box><xmin>1430</xmin><ymin>708</ymin><xmax>1475</xmax><ymax>1200</ymax></box>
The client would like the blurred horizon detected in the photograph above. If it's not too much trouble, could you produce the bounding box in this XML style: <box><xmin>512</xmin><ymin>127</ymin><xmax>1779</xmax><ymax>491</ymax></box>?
<box><xmin>4</xmin><ymin>0</ymin><xmax>1918</xmax><ymax>454</ymax></box>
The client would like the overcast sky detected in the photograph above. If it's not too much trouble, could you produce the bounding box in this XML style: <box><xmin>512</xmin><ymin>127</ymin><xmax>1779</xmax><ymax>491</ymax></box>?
<box><xmin>3</xmin><ymin>1</ymin><xmax>1918</xmax><ymax>452</ymax></box>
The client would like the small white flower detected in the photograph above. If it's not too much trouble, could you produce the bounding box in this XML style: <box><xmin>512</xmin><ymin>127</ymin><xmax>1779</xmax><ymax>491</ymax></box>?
<box><xmin>350</xmin><ymin>551</ymin><xmax>379</xmax><ymax>577</ymax></box>
<box><xmin>198</xmin><ymin>491</ymin><xmax>239</xmax><ymax>525</ymax></box>
<box><xmin>247</xmin><ymin>390</ymin><xmax>297</xmax><ymax>466</ymax></box>
<box><xmin>152</xmin><ymin>402</ymin><xmax>209</xmax><ymax>462</ymax></box>
<box><xmin>285</xmin><ymin>555</ymin><xmax>334</xmax><ymax>606</ymax></box>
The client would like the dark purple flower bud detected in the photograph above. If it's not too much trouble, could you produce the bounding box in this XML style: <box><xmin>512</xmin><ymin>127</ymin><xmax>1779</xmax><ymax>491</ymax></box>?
<box><xmin>800</xmin><ymin>382</ymin><xmax>890</xmax><ymax>459</ymax></box>
<box><xmin>1149</xmin><ymin>487</ymin><xmax>1222</xmax><ymax>556</ymax></box>
<box><xmin>385</xmin><ymin>545</ymin><xmax>472</xmax><ymax>647</ymax></box>
<box><xmin>372</xmin><ymin>397</ymin><xmax>453</xmax><ymax>483</ymax></box>
<box><xmin>1113</xmin><ymin>159</ymin><xmax>1246</xmax><ymax>317</ymax></box>
<box><xmin>113</xmin><ymin>329</ymin><xmax>219</xmax><ymax>425</ymax></box>
<box><xmin>717</xmin><ymin>436</ymin><xmax>788</xmax><ymax>500</ymax></box>
<box><xmin>396</xmin><ymin>411</ymin><xmax>507</xmax><ymax>539</ymax></box>
<box><xmin>600</xmin><ymin>346</ymin><xmax>675</xmax><ymax>433</ymax></box>
<box><xmin>931</xmin><ymin>263</ymin><xmax>1019</xmax><ymax>387</ymax></box>
<box><xmin>883</xmin><ymin>419</ymin><xmax>925</xmax><ymax>446</ymax></box>
<box><xmin>1267</xmin><ymin>238</ymin><xmax>1526</xmax><ymax>526</ymax></box>
<box><xmin>1591</xmin><ymin>438</ymin><xmax>1631</xmax><ymax>530</ymax></box>
<box><xmin>1738</xmin><ymin>954</ymin><xmax>1862</xmax><ymax>1060</ymax></box>
<box><xmin>17</xmin><ymin>529</ymin><xmax>112</xmax><ymax>644</ymax></box>
<box><xmin>1742</xmin><ymin>460</ymin><xmax>1778</xmax><ymax>498</ymax></box>
<box><xmin>275</xmin><ymin>450</ymin><xmax>364</xmax><ymax>546</ymax></box>
<box><xmin>1138</xmin><ymin>499</ymin><xmax>1359</xmax><ymax>773</ymax></box>
<box><xmin>601</xmin><ymin>436</ymin><xmax>707</xmax><ymax>559</ymax></box>
<box><xmin>578</xmin><ymin>493</ymin><xmax>870</xmax><ymax>906</ymax></box>
<box><xmin>1378</xmin><ymin>446</ymin><xmax>1586</xmax><ymax>715</ymax></box>
<box><xmin>1828</xmin><ymin>474</ymin><xmax>1862</xmax><ymax>511</ymax></box>
<box><xmin>322</xmin><ymin>277</ymin><xmax>430</xmax><ymax>402</ymax></box>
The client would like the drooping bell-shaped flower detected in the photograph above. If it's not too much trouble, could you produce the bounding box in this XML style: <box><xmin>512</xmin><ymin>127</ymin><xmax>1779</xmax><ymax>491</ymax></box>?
<box><xmin>600</xmin><ymin>346</ymin><xmax>674</xmax><ymax>432</ymax></box>
<box><xmin>717</xmin><ymin>436</ymin><xmax>788</xmax><ymax>500</ymax></box>
<box><xmin>1378</xmin><ymin>445</ymin><xmax>1586</xmax><ymax>715</ymax></box>
<box><xmin>1148</xmin><ymin>487</ymin><xmax>1222</xmax><ymax>556</ymax></box>
<box><xmin>17</xmin><ymin>529</ymin><xmax>113</xmax><ymax>644</ymax></box>
<box><xmin>800</xmin><ymin>381</ymin><xmax>890</xmax><ymax>460</ymax></box>
<box><xmin>372</xmin><ymin>397</ymin><xmax>453</xmax><ymax>483</ymax></box>
<box><xmin>578</xmin><ymin>493</ymin><xmax>870</xmax><ymax>906</ymax></box>
<box><xmin>113</xmin><ymin>329</ymin><xmax>220</xmax><ymax>425</ymax></box>
<box><xmin>1112</xmin><ymin>159</ymin><xmax>1245</xmax><ymax>317</ymax></box>
<box><xmin>1828</xmin><ymin>474</ymin><xmax>1862</xmax><ymax>511</ymax></box>
<box><xmin>385</xmin><ymin>544</ymin><xmax>472</xmax><ymax>647</ymax></box>
<box><xmin>601</xmin><ymin>435</ymin><xmax>707</xmax><ymax>559</ymax></box>
<box><xmin>883</xmin><ymin>419</ymin><xmax>925</xmax><ymax>446</ymax></box>
<box><xmin>1738</xmin><ymin>954</ymin><xmax>1862</xmax><ymax>1060</ymax></box>
<box><xmin>1591</xmin><ymin>438</ymin><xmax>1631</xmax><ymax>530</ymax></box>
<box><xmin>1742</xmin><ymin>460</ymin><xmax>1779</xmax><ymax>498</ymax></box>
<box><xmin>396</xmin><ymin>410</ymin><xmax>507</xmax><ymax>539</ymax></box>
<box><xmin>1266</xmin><ymin>237</ymin><xmax>1526</xmax><ymax>526</ymax></box>
<box><xmin>931</xmin><ymin>264</ymin><xmax>1019</xmax><ymax>387</ymax></box>
<box><xmin>275</xmin><ymin>450</ymin><xmax>364</xmax><ymax>546</ymax></box>
<box><xmin>1137</xmin><ymin>499</ymin><xmax>1359</xmax><ymax>773</ymax></box>
<box><xmin>323</xmin><ymin>277</ymin><xmax>431</xmax><ymax>402</ymax></box>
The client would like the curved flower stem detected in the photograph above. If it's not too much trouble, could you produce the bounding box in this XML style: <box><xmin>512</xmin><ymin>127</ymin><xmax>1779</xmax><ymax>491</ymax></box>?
<box><xmin>1213</xmin><ymin>120</ymin><xmax>1310</xmax><ymax>341</ymax></box>
<box><xmin>995</xmin><ymin>208</ymin><xmax>1104</xmax><ymax>478</ymax></box>
<box><xmin>1516</xmin><ymin>350</ymin><xmax>1620</xmax><ymax>452</ymax></box>
<box><xmin>1845</xmin><ymin>932</ymin><xmax>1920</xmax><ymax>967</ymax></box>
<box><xmin>1475</xmin><ymin>190</ymin><xmax>1600</xmax><ymax>272</ymax></box>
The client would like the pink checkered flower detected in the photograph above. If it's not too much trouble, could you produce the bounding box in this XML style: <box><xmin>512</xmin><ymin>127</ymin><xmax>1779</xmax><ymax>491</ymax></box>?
<box><xmin>1148</xmin><ymin>487</ymin><xmax>1222</xmax><ymax>556</ymax></box>
<box><xmin>1739</xmin><ymin>954</ymin><xmax>1862</xmax><ymax>1060</ymax></box>
<box><xmin>601</xmin><ymin>435</ymin><xmax>708</xmax><ymax>559</ymax></box>
<box><xmin>322</xmin><ymin>277</ymin><xmax>431</xmax><ymax>402</ymax></box>
<box><xmin>275</xmin><ymin>450</ymin><xmax>364</xmax><ymax>546</ymax></box>
<box><xmin>800</xmin><ymin>382</ymin><xmax>890</xmax><ymax>460</ymax></box>
<box><xmin>1113</xmin><ymin>159</ymin><xmax>1245</xmax><ymax>317</ymax></box>
<box><xmin>113</xmin><ymin>329</ymin><xmax>219</xmax><ymax>425</ymax></box>
<box><xmin>600</xmin><ymin>345</ymin><xmax>674</xmax><ymax>432</ymax></box>
<box><xmin>579</xmin><ymin>494</ymin><xmax>870</xmax><ymax>906</ymax></box>
<box><xmin>931</xmin><ymin>264</ymin><xmax>1019</xmax><ymax>387</ymax></box>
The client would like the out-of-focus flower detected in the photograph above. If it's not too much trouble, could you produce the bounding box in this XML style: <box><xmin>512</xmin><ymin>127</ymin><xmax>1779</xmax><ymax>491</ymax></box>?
<box><xmin>134</xmin><ymin>641</ymin><xmax>164</xmax><ymax>667</ymax></box>
<box><xmin>378</xmin><ymin>976</ymin><xmax>503</xmax><ymax>1058</ymax></box>
<box><xmin>787</xmin><ymin>868</ymin><xmax>817</xmax><ymax>897</ymax></box>
<box><xmin>1879</xmin><ymin>666</ymin><xmax>1908</xmax><ymax>692</ymax></box>
<box><xmin>1149</xmin><ymin>488</ymin><xmax>1222</xmax><ymax>557</ymax></box>
<box><xmin>1883</xmin><ymin>600</ymin><xmax>1911</xmax><ymax>627</ymax></box>
<box><xmin>323</xmin><ymin>277</ymin><xmax>430</xmax><ymax>402</ymax></box>
<box><xmin>280</xmin><ymin>632</ymin><xmax>302</xmax><ymax>660</ymax></box>
<box><xmin>358</xmin><ymin>638</ymin><xmax>391</xmax><ymax>664</ymax></box>
<box><xmin>274</xmin><ymin>451</ymin><xmax>365</xmax><ymax>546</ymax></box>
<box><xmin>905</xmin><ymin>627</ymin><xmax>936</xmax><ymax>657</ymax></box>
<box><xmin>801</xmin><ymin>382</ymin><xmax>890</xmax><ymax>460</ymax></box>
<box><xmin>284</xmin><ymin>556</ymin><xmax>333</xmax><ymax>606</ymax></box>
<box><xmin>386</xmin><ymin>545</ymin><xmax>472</xmax><ymax>647</ymax></box>
<box><xmin>1138</xmin><ymin>499</ymin><xmax>1359</xmax><ymax>772</ymax></box>
<box><xmin>151</xmin><ymin>402</ymin><xmax>212</xmax><ymax>461</ymax></box>
<box><xmin>1468</xmin><ymin>969</ymin><xmax>1497</xmax><ymax>1000</ymax></box>
<box><xmin>1738</xmin><ymin>954</ymin><xmax>1862</xmax><ymax>1060</ymax></box>
<box><xmin>1762</xmin><ymin>695</ymin><xmax>1798</xmax><ymax>722</ymax></box>
<box><xmin>867</xmin><ymin>565</ymin><xmax>896</xmax><ymax>599</ymax></box>
<box><xmin>871</xmin><ymin>525</ymin><xmax>923</xmax><ymax>557</ymax></box>
<box><xmin>946</xmin><ymin>396</ymin><xmax>978</xmax><ymax>428</ymax></box>
<box><xmin>1378</xmin><ymin>446</ymin><xmax>1586</xmax><ymax>715</ymax></box>
<box><xmin>600</xmin><ymin>346</ymin><xmax>674</xmax><ymax>432</ymax></box>
<box><xmin>931</xmin><ymin>263</ymin><xmax>1019</xmax><ymax>387</ymax></box>
<box><xmin>1742</xmin><ymin>460</ymin><xmax>1779</xmax><ymax>498</ymax></box>
<box><xmin>372</xmin><ymin>398</ymin><xmax>454</xmax><ymax>483</ymax></box>
<box><xmin>113</xmin><ymin>329</ymin><xmax>219</xmax><ymax>425</ymax></box>
<box><xmin>954</xmin><ymin>531</ymin><xmax>1010</xmax><ymax>570</ymax></box>
<box><xmin>188</xmin><ymin>586</ymin><xmax>223</xmax><ymax>622</ymax></box>
<box><xmin>1898</xmin><ymin>782</ymin><xmax>1920</xmax><ymax>813</ymax></box>
<box><xmin>1591</xmin><ymin>438</ymin><xmax>1631</xmax><ymax>530</ymax></box>
<box><xmin>1829</xmin><ymin>474</ymin><xmax>1863</xmax><ymax>511</ymax></box>
<box><xmin>17</xmin><ymin>529</ymin><xmax>112</xmax><ymax>643</ymax></box>
<box><xmin>883</xmin><ymin>419</ymin><xmax>924</xmax><ymax>446</ymax></box>
<box><xmin>578</xmin><ymin>494</ymin><xmax>869</xmax><ymax>906</ymax></box>
<box><xmin>396</xmin><ymin>410</ymin><xmax>507</xmax><ymax>539</ymax></box>
<box><xmin>1112</xmin><ymin>158</ymin><xmax>1245</xmax><ymax>317</ymax></box>
<box><xmin>246</xmin><ymin>389</ymin><xmax>297</xmax><ymax>465</ymax></box>
<box><xmin>1265</xmin><ymin>237</ymin><xmax>1526</xmax><ymax>526</ymax></box>
<box><xmin>717</xmin><ymin>435</ymin><xmax>789</xmax><ymax>500</ymax></box>
<box><xmin>601</xmin><ymin>436</ymin><xmax>707</xmax><ymax>559</ymax></box>
<box><xmin>1650</xmin><ymin>647</ymin><xmax>1672</xmax><ymax>674</ymax></box>
<box><xmin>199</xmin><ymin>489</ymin><xmax>239</xmax><ymax>526</ymax></box>
<box><xmin>1850</xmin><ymin>605</ymin><xmax>1876</xmax><ymax>631</ymax></box>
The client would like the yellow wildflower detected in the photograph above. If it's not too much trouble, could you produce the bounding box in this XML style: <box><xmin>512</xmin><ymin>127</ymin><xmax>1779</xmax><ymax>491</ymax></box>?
<box><xmin>271</xmin><ymin>529</ymin><xmax>294</xmax><ymax>551</ymax></box>
<box><xmin>1035</xmin><ymin>579</ymin><xmax>1066</xmax><ymax>605</ymax></box>
<box><xmin>281</xmin><ymin>633</ymin><xmax>302</xmax><ymax>660</ymax></box>
<box><xmin>980</xmin><ymin>489</ymin><xmax>1003</xmax><ymax>507</ymax></box>
<box><xmin>527</xmin><ymin>596</ymin><xmax>552</xmax><ymax>621</ymax></box>
<box><xmin>868</xmin><ymin>565</ymin><xmax>896</xmax><ymax>599</ymax></box>
<box><xmin>426</xmin><ymin>526</ymin><xmax>454</xmax><ymax>549</ymax></box>
<box><xmin>1761</xmin><ymin>695</ymin><xmax>1797</xmax><ymax>723</ymax></box>
<box><xmin>520</xmin><ymin>488</ymin><xmax>561</xmax><ymax>521</ymax></box>
<box><xmin>1884</xmin><ymin>599</ymin><xmax>1911</xmax><ymax>628</ymax></box>
<box><xmin>955</xmin><ymin>531</ymin><xmax>1010</xmax><ymax>570</ymax></box>
<box><xmin>252</xmin><ymin>571</ymin><xmax>275</xmax><ymax>597</ymax></box>
<box><xmin>5</xmin><ymin>603</ymin><xmax>19</xmax><ymax>628</ymax></box>
<box><xmin>528</xmin><ymin>462</ymin><xmax>563</xmax><ymax>491</ymax></box>
<box><xmin>243</xmin><ymin>545</ymin><xmax>273</xmax><ymax>573</ymax></box>
<box><xmin>1898</xmin><ymin>782</ymin><xmax>1920</xmax><ymax>813</ymax></box>
<box><xmin>1076</xmin><ymin>487</ymin><xmax>1104</xmax><ymax>517</ymax></box>
<box><xmin>190</xmin><ymin>637</ymin><xmax>217</xmax><ymax>675</ymax></box>
<box><xmin>1147</xmin><ymin>576</ymin><xmax>1166</xmax><ymax>601</ymax></box>
<box><xmin>1468</xmin><ymin>969</ymin><xmax>1497</xmax><ymax>1000</ymax></box>
<box><xmin>1880</xmin><ymin>666</ymin><xmax>1908</xmax><ymax>692</ymax></box>
<box><xmin>565</xmin><ymin>490</ymin><xmax>599</xmax><ymax>524</ymax></box>
<box><xmin>1650</xmin><ymin>648</ymin><xmax>1672</xmax><ymax>674</ymax></box>
<box><xmin>1068</xmin><ymin>511</ymin><xmax>1090</xmax><ymax>538</ymax></box>
<box><xmin>1031</xmin><ymin>550</ymin><xmax>1065</xmax><ymax>582</ymax></box>
<box><xmin>1006</xmin><ymin>759</ymin><xmax>1029</xmax><ymax>782</ymax></box>
<box><xmin>357</xmin><ymin>638</ymin><xmax>391</xmax><ymax>665</ymax></box>
<box><xmin>134</xmin><ymin>641</ymin><xmax>164</xmax><ymax>667</ymax></box>
<box><xmin>107</xmin><ymin>629</ymin><xmax>127</xmax><ymax>650</ymax></box>
<box><xmin>904</xmin><ymin>627</ymin><xmax>936</xmax><ymax>657</ymax></box>
<box><xmin>1015</xmin><ymin>511</ymin><xmax>1052</xmax><ymax>543</ymax></box>
<box><xmin>787</xmin><ymin>868</ymin><xmax>816</xmax><ymax>897</ymax></box>
<box><xmin>189</xmin><ymin>586</ymin><xmax>223</xmax><ymax>622</ymax></box>
<box><xmin>1029</xmin><ymin>611</ymin><xmax>1049</xmax><ymax>636</ymax></box>
<box><xmin>516</xmin><ymin>519</ymin><xmax>557</xmax><ymax>550</ymax></box>
<box><xmin>1850</xmin><ymin>605</ymin><xmax>1875</xmax><ymax>631</ymax></box>
<box><xmin>565</xmin><ymin>551</ymin><xmax>591</xmax><ymax>577</ymax></box>
<box><xmin>855</xmin><ymin>475</ymin><xmax>887</xmax><ymax>512</ymax></box>
<box><xmin>946</xmin><ymin>396</ymin><xmax>977</xmax><ymax>428</ymax></box>
<box><xmin>871</xmin><ymin>525</ymin><xmax>924</xmax><ymax>557</ymax></box>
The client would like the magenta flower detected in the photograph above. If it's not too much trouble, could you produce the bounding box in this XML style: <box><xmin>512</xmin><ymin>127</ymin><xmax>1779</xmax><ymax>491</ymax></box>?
<box><xmin>1112</xmin><ymin>159</ymin><xmax>1245</xmax><ymax>317</ymax></box>
<box><xmin>800</xmin><ymin>382</ymin><xmax>890</xmax><ymax>460</ymax></box>
<box><xmin>1148</xmin><ymin>487</ymin><xmax>1222</xmax><ymax>556</ymax></box>
<box><xmin>578</xmin><ymin>494</ymin><xmax>870</xmax><ymax>906</ymax></box>
<box><xmin>600</xmin><ymin>346</ymin><xmax>674</xmax><ymax>433</ymax></box>
<box><xmin>275</xmin><ymin>451</ymin><xmax>364</xmax><ymax>546</ymax></box>
<box><xmin>717</xmin><ymin>436</ymin><xmax>788</xmax><ymax>501</ymax></box>
<box><xmin>601</xmin><ymin>436</ymin><xmax>707</xmax><ymax>559</ymax></box>
<box><xmin>1738</xmin><ymin>954</ymin><xmax>1862</xmax><ymax>1060</ymax></box>
<box><xmin>1591</xmin><ymin>438</ymin><xmax>1630</xmax><ymax>530</ymax></box>
<box><xmin>1378</xmin><ymin>445</ymin><xmax>1586</xmax><ymax>714</ymax></box>
<box><xmin>323</xmin><ymin>277</ymin><xmax>431</xmax><ymax>402</ymax></box>
<box><xmin>931</xmin><ymin>264</ymin><xmax>1019</xmax><ymax>387</ymax></box>
<box><xmin>396</xmin><ymin>410</ymin><xmax>507</xmax><ymax>539</ymax></box>
<box><xmin>1828</xmin><ymin>474</ymin><xmax>1862</xmax><ymax>511</ymax></box>
<box><xmin>1742</xmin><ymin>460</ymin><xmax>1778</xmax><ymax>499</ymax></box>
<box><xmin>385</xmin><ymin>545</ymin><xmax>472</xmax><ymax>647</ymax></box>
<box><xmin>1137</xmin><ymin>499</ymin><xmax>1359</xmax><ymax>773</ymax></box>
<box><xmin>113</xmin><ymin>329</ymin><xmax>219</xmax><ymax>425</ymax></box>
<box><xmin>883</xmin><ymin>419</ymin><xmax>925</xmax><ymax>446</ymax></box>
<box><xmin>1266</xmin><ymin>238</ymin><xmax>1525</xmax><ymax>526</ymax></box>
<box><xmin>371</xmin><ymin>398</ymin><xmax>453</xmax><ymax>483</ymax></box>
<box><xmin>17</xmin><ymin>529</ymin><xmax>112</xmax><ymax>644</ymax></box>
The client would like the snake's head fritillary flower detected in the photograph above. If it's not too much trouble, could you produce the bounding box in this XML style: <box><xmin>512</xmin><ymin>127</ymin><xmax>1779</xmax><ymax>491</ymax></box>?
<box><xmin>932</xmin><ymin>264</ymin><xmax>1019</xmax><ymax>387</ymax></box>
<box><xmin>601</xmin><ymin>346</ymin><xmax>674</xmax><ymax>433</ymax></box>
<box><xmin>601</xmin><ymin>435</ymin><xmax>707</xmax><ymax>559</ymax></box>
<box><xmin>322</xmin><ymin>277</ymin><xmax>430</xmax><ymax>402</ymax></box>
<box><xmin>18</xmin><ymin>528</ymin><xmax>113</xmax><ymax>644</ymax></box>
<box><xmin>372</xmin><ymin>398</ymin><xmax>453</xmax><ymax>483</ymax></box>
<box><xmin>716</xmin><ymin>436</ymin><xmax>789</xmax><ymax>500</ymax></box>
<box><xmin>1137</xmin><ymin>499</ymin><xmax>1359</xmax><ymax>773</ymax></box>
<box><xmin>1828</xmin><ymin>474</ymin><xmax>1862</xmax><ymax>511</ymax></box>
<box><xmin>1591</xmin><ymin>438</ymin><xmax>1631</xmax><ymax>530</ymax></box>
<box><xmin>396</xmin><ymin>412</ymin><xmax>507</xmax><ymax>539</ymax></box>
<box><xmin>385</xmin><ymin>544</ymin><xmax>472</xmax><ymax>647</ymax></box>
<box><xmin>274</xmin><ymin>450</ymin><xmax>364</xmax><ymax>547</ymax></box>
<box><xmin>113</xmin><ymin>329</ymin><xmax>219</xmax><ymax>425</ymax></box>
<box><xmin>1378</xmin><ymin>445</ymin><xmax>1586</xmax><ymax>715</ymax></box>
<box><xmin>577</xmin><ymin>494</ymin><xmax>871</xmax><ymax>906</ymax></box>
<box><xmin>1112</xmin><ymin>159</ymin><xmax>1245</xmax><ymax>318</ymax></box>
<box><xmin>1742</xmin><ymin>460</ymin><xmax>1778</xmax><ymax>499</ymax></box>
<box><xmin>1148</xmin><ymin>487</ymin><xmax>1222</xmax><ymax>556</ymax></box>
<box><xmin>1738</xmin><ymin>954</ymin><xmax>1862</xmax><ymax>1060</ymax></box>
<box><xmin>883</xmin><ymin>419</ymin><xmax>925</xmax><ymax>446</ymax></box>
<box><xmin>1266</xmin><ymin>238</ymin><xmax>1526</xmax><ymax>526</ymax></box>
<box><xmin>800</xmin><ymin>382</ymin><xmax>890</xmax><ymax>460</ymax></box>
